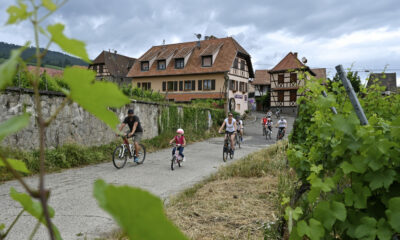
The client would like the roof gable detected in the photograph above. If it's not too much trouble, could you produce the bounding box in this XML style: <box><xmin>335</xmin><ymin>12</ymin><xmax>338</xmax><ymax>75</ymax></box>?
<box><xmin>368</xmin><ymin>73</ymin><xmax>397</xmax><ymax>92</ymax></box>
<box><xmin>91</xmin><ymin>51</ymin><xmax>136</xmax><ymax>77</ymax></box>
<box><xmin>252</xmin><ymin>70</ymin><xmax>270</xmax><ymax>85</ymax></box>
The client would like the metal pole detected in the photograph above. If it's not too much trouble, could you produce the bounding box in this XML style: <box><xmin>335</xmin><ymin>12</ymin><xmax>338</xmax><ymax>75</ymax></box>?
<box><xmin>321</xmin><ymin>90</ymin><xmax>337</xmax><ymax>115</ymax></box>
<box><xmin>335</xmin><ymin>65</ymin><xmax>368</xmax><ymax>125</ymax></box>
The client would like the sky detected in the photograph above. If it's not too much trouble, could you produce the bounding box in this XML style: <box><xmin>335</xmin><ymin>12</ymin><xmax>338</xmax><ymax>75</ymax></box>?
<box><xmin>1</xmin><ymin>0</ymin><xmax>399</xmax><ymax>85</ymax></box>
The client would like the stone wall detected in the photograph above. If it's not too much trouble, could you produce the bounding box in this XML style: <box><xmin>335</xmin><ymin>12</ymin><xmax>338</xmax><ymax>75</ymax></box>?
<box><xmin>0</xmin><ymin>89</ymin><xmax>160</xmax><ymax>150</ymax></box>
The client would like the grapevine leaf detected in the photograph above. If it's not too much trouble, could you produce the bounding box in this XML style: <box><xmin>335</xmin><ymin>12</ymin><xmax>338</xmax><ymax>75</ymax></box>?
<box><xmin>0</xmin><ymin>158</ymin><xmax>29</xmax><ymax>173</ymax></box>
<box><xmin>0</xmin><ymin>113</ymin><xmax>31</xmax><ymax>141</ymax></box>
<box><xmin>332</xmin><ymin>115</ymin><xmax>356</xmax><ymax>134</ymax></box>
<box><xmin>42</xmin><ymin>0</ymin><xmax>57</xmax><ymax>11</ymax></box>
<box><xmin>385</xmin><ymin>197</ymin><xmax>400</xmax><ymax>232</ymax></box>
<box><xmin>6</xmin><ymin>2</ymin><xmax>32</xmax><ymax>24</ymax></box>
<box><xmin>365</xmin><ymin>169</ymin><xmax>396</xmax><ymax>190</ymax></box>
<box><xmin>47</xmin><ymin>24</ymin><xmax>90</xmax><ymax>62</ymax></box>
<box><xmin>331</xmin><ymin>201</ymin><xmax>346</xmax><ymax>222</ymax></box>
<box><xmin>93</xmin><ymin>180</ymin><xmax>188</xmax><ymax>240</ymax></box>
<box><xmin>0</xmin><ymin>47</ymin><xmax>25</xmax><ymax>90</ymax></box>
<box><xmin>10</xmin><ymin>188</ymin><xmax>62</xmax><ymax>240</ymax></box>
<box><xmin>0</xmin><ymin>223</ymin><xmax>5</xmax><ymax>231</ymax></box>
<box><xmin>354</xmin><ymin>217</ymin><xmax>377</xmax><ymax>239</ymax></box>
<box><xmin>308</xmin><ymin>187</ymin><xmax>321</xmax><ymax>202</ymax></box>
<box><xmin>353</xmin><ymin>184</ymin><xmax>371</xmax><ymax>209</ymax></box>
<box><xmin>377</xmin><ymin>218</ymin><xmax>392</xmax><ymax>240</ymax></box>
<box><xmin>296</xmin><ymin>220</ymin><xmax>308</xmax><ymax>237</ymax></box>
<box><xmin>313</xmin><ymin>201</ymin><xmax>335</xmax><ymax>230</ymax></box>
<box><xmin>308</xmin><ymin>218</ymin><xmax>325</xmax><ymax>240</ymax></box>
<box><xmin>340</xmin><ymin>161</ymin><xmax>357</xmax><ymax>174</ymax></box>
<box><xmin>63</xmin><ymin>68</ymin><xmax>130</xmax><ymax>131</ymax></box>
<box><xmin>391</xmin><ymin>116</ymin><xmax>400</xmax><ymax>138</ymax></box>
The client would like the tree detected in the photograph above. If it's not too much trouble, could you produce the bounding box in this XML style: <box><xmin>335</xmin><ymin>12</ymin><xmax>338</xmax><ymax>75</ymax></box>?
<box><xmin>329</xmin><ymin>70</ymin><xmax>361</xmax><ymax>93</ymax></box>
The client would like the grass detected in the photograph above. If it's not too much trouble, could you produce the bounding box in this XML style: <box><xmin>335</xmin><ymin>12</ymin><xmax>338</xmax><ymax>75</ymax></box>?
<box><xmin>163</xmin><ymin>140</ymin><xmax>296</xmax><ymax>240</ymax></box>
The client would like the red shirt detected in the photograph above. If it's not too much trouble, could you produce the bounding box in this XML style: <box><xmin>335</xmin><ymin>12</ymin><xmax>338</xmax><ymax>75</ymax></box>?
<box><xmin>262</xmin><ymin>118</ymin><xmax>267</xmax><ymax>125</ymax></box>
<box><xmin>175</xmin><ymin>135</ymin><xmax>185</xmax><ymax>145</ymax></box>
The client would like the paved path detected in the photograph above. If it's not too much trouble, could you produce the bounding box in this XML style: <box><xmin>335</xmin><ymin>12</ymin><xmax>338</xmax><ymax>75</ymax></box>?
<box><xmin>0</xmin><ymin>113</ymin><xmax>295</xmax><ymax>240</ymax></box>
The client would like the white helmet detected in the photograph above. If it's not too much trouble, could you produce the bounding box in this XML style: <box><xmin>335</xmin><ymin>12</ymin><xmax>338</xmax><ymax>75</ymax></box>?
<box><xmin>177</xmin><ymin>128</ymin><xmax>184</xmax><ymax>134</ymax></box>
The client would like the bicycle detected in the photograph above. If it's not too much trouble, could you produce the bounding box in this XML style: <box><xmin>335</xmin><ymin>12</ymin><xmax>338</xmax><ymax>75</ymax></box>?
<box><xmin>276</xmin><ymin>127</ymin><xmax>285</xmax><ymax>141</ymax></box>
<box><xmin>112</xmin><ymin>134</ymin><xmax>146</xmax><ymax>169</ymax></box>
<box><xmin>275</xmin><ymin>109</ymin><xmax>281</xmax><ymax>119</ymax></box>
<box><xmin>170</xmin><ymin>143</ymin><xmax>183</xmax><ymax>171</ymax></box>
<box><xmin>265</xmin><ymin>125</ymin><xmax>272</xmax><ymax>141</ymax></box>
<box><xmin>235</xmin><ymin>130</ymin><xmax>241</xmax><ymax>149</ymax></box>
<box><xmin>221</xmin><ymin>132</ymin><xmax>234</xmax><ymax>162</ymax></box>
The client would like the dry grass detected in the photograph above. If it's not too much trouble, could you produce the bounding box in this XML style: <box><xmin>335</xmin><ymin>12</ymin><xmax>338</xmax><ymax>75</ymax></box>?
<box><xmin>166</xmin><ymin>176</ymin><xmax>278</xmax><ymax>240</ymax></box>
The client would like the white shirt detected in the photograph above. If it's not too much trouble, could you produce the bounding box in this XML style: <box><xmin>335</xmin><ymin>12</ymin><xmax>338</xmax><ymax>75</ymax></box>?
<box><xmin>224</xmin><ymin>118</ymin><xmax>236</xmax><ymax>132</ymax></box>
<box><xmin>278</xmin><ymin>119</ymin><xmax>287</xmax><ymax>128</ymax></box>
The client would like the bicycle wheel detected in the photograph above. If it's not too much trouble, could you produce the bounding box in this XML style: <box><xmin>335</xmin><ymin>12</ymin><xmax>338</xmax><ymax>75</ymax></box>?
<box><xmin>223</xmin><ymin>148</ymin><xmax>228</xmax><ymax>162</ymax></box>
<box><xmin>236</xmin><ymin>134</ymin><xmax>241</xmax><ymax>149</ymax></box>
<box><xmin>134</xmin><ymin>144</ymin><xmax>146</xmax><ymax>164</ymax></box>
<box><xmin>112</xmin><ymin>145</ymin><xmax>127</xmax><ymax>169</ymax></box>
<box><xmin>229</xmin><ymin>149</ymin><xmax>234</xmax><ymax>159</ymax></box>
<box><xmin>178</xmin><ymin>158</ymin><xmax>181</xmax><ymax>167</ymax></box>
<box><xmin>171</xmin><ymin>156</ymin><xmax>176</xmax><ymax>171</ymax></box>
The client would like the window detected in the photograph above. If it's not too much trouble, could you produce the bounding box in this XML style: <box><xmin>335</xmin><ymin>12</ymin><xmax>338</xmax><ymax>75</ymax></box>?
<box><xmin>157</xmin><ymin>60</ymin><xmax>166</xmax><ymax>70</ymax></box>
<box><xmin>173</xmin><ymin>81</ymin><xmax>178</xmax><ymax>91</ymax></box>
<box><xmin>93</xmin><ymin>65</ymin><xmax>97</xmax><ymax>72</ymax></box>
<box><xmin>290</xmin><ymin>73</ymin><xmax>297</xmax><ymax>83</ymax></box>
<box><xmin>137</xmin><ymin>82</ymin><xmax>141</xmax><ymax>88</ymax></box>
<box><xmin>99</xmin><ymin>65</ymin><xmax>103</xmax><ymax>73</ymax></box>
<box><xmin>278</xmin><ymin>91</ymin><xmax>284</xmax><ymax>102</ymax></box>
<box><xmin>233</xmin><ymin>58</ymin><xmax>238</xmax><ymax>68</ymax></box>
<box><xmin>229</xmin><ymin>80</ymin><xmax>235</xmax><ymax>91</ymax></box>
<box><xmin>198</xmin><ymin>80</ymin><xmax>202</xmax><ymax>90</ymax></box>
<box><xmin>175</xmin><ymin>58</ymin><xmax>184</xmax><ymax>69</ymax></box>
<box><xmin>179</xmin><ymin>81</ymin><xmax>183</xmax><ymax>91</ymax></box>
<box><xmin>240</xmin><ymin>60</ymin><xmax>246</xmax><ymax>70</ymax></box>
<box><xmin>167</xmin><ymin>81</ymin><xmax>174</xmax><ymax>91</ymax></box>
<box><xmin>239</xmin><ymin>82</ymin><xmax>244</xmax><ymax>92</ymax></box>
<box><xmin>290</xmin><ymin>90</ymin><xmax>297</xmax><ymax>102</ymax></box>
<box><xmin>202</xmin><ymin>56</ymin><xmax>212</xmax><ymax>67</ymax></box>
<box><xmin>162</xmin><ymin>81</ymin><xmax>166</xmax><ymax>91</ymax></box>
<box><xmin>203</xmin><ymin>80</ymin><xmax>212</xmax><ymax>90</ymax></box>
<box><xmin>141</xmin><ymin>61</ymin><xmax>149</xmax><ymax>71</ymax></box>
<box><xmin>141</xmin><ymin>82</ymin><xmax>151</xmax><ymax>90</ymax></box>
<box><xmin>278</xmin><ymin>74</ymin><xmax>284</xmax><ymax>84</ymax></box>
<box><xmin>184</xmin><ymin>81</ymin><xmax>192</xmax><ymax>91</ymax></box>
<box><xmin>235</xmin><ymin>81</ymin><xmax>239</xmax><ymax>91</ymax></box>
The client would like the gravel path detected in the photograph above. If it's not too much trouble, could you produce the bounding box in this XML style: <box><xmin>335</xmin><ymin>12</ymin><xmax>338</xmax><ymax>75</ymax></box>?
<box><xmin>0</xmin><ymin>113</ymin><xmax>295</xmax><ymax>240</ymax></box>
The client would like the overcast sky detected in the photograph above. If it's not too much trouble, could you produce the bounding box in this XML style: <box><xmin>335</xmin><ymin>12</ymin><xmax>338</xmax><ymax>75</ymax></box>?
<box><xmin>1</xmin><ymin>0</ymin><xmax>399</xmax><ymax>84</ymax></box>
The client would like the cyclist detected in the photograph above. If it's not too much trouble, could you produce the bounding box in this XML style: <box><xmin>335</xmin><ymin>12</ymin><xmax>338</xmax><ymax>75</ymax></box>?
<box><xmin>261</xmin><ymin>115</ymin><xmax>268</xmax><ymax>136</ymax></box>
<box><xmin>275</xmin><ymin>108</ymin><xmax>281</xmax><ymax>118</ymax></box>
<box><xmin>169</xmin><ymin>128</ymin><xmax>186</xmax><ymax>162</ymax></box>
<box><xmin>218</xmin><ymin>112</ymin><xmax>237</xmax><ymax>153</ymax></box>
<box><xmin>276</xmin><ymin>116</ymin><xmax>287</xmax><ymax>140</ymax></box>
<box><xmin>266</xmin><ymin>117</ymin><xmax>273</xmax><ymax>133</ymax></box>
<box><xmin>266</xmin><ymin>109</ymin><xmax>273</xmax><ymax>118</ymax></box>
<box><xmin>117</xmin><ymin>109</ymin><xmax>143</xmax><ymax>163</ymax></box>
<box><xmin>236</xmin><ymin>116</ymin><xmax>244</xmax><ymax>142</ymax></box>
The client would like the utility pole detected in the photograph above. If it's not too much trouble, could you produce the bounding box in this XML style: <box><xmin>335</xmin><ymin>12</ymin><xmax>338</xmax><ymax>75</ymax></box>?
<box><xmin>224</xmin><ymin>72</ymin><xmax>229</xmax><ymax>115</ymax></box>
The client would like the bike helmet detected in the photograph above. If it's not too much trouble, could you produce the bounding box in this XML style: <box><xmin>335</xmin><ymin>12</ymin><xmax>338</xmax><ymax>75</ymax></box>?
<box><xmin>127</xmin><ymin>109</ymin><xmax>134</xmax><ymax>114</ymax></box>
<box><xmin>177</xmin><ymin>128</ymin><xmax>184</xmax><ymax>134</ymax></box>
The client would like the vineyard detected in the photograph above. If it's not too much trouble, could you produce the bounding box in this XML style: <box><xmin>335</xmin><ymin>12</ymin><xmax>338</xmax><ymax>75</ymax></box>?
<box><xmin>283</xmin><ymin>74</ymin><xmax>400</xmax><ymax>239</ymax></box>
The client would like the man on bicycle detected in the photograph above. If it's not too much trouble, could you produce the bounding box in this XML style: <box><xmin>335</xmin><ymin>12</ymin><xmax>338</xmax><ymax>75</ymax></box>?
<box><xmin>218</xmin><ymin>112</ymin><xmax>237</xmax><ymax>153</ymax></box>
<box><xmin>261</xmin><ymin>115</ymin><xmax>268</xmax><ymax>136</ymax></box>
<box><xmin>267</xmin><ymin>117</ymin><xmax>273</xmax><ymax>133</ymax></box>
<box><xmin>266</xmin><ymin>109</ymin><xmax>273</xmax><ymax>118</ymax></box>
<box><xmin>118</xmin><ymin>109</ymin><xmax>143</xmax><ymax>163</ymax></box>
<box><xmin>236</xmin><ymin>116</ymin><xmax>244</xmax><ymax>142</ymax></box>
<box><xmin>276</xmin><ymin>116</ymin><xmax>287</xmax><ymax>140</ymax></box>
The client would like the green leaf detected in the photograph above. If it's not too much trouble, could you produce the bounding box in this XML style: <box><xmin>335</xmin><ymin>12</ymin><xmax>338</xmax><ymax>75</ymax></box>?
<box><xmin>63</xmin><ymin>68</ymin><xmax>130</xmax><ymax>131</ymax></box>
<box><xmin>93</xmin><ymin>179</ymin><xmax>188</xmax><ymax>240</ymax></box>
<box><xmin>6</xmin><ymin>2</ymin><xmax>32</xmax><ymax>24</ymax></box>
<box><xmin>385</xmin><ymin>197</ymin><xmax>400</xmax><ymax>232</ymax></box>
<box><xmin>308</xmin><ymin>218</ymin><xmax>325</xmax><ymax>240</ymax></box>
<box><xmin>42</xmin><ymin>0</ymin><xmax>57</xmax><ymax>11</ymax></box>
<box><xmin>0</xmin><ymin>158</ymin><xmax>29</xmax><ymax>173</ymax></box>
<box><xmin>340</xmin><ymin>161</ymin><xmax>357</xmax><ymax>174</ymax></box>
<box><xmin>10</xmin><ymin>188</ymin><xmax>62</xmax><ymax>240</ymax></box>
<box><xmin>0</xmin><ymin>47</ymin><xmax>25</xmax><ymax>90</ymax></box>
<box><xmin>0</xmin><ymin>113</ymin><xmax>31</xmax><ymax>141</ymax></box>
<box><xmin>354</xmin><ymin>217</ymin><xmax>377</xmax><ymax>240</ymax></box>
<box><xmin>47</xmin><ymin>24</ymin><xmax>90</xmax><ymax>62</ymax></box>
<box><xmin>377</xmin><ymin>218</ymin><xmax>392</xmax><ymax>240</ymax></box>
<box><xmin>331</xmin><ymin>201</ymin><xmax>346</xmax><ymax>221</ymax></box>
<box><xmin>0</xmin><ymin>223</ymin><xmax>5</xmax><ymax>231</ymax></box>
<box><xmin>345</xmin><ymin>184</ymin><xmax>371</xmax><ymax>209</ymax></box>
<box><xmin>365</xmin><ymin>169</ymin><xmax>396</xmax><ymax>190</ymax></box>
<box><xmin>332</xmin><ymin>114</ymin><xmax>356</xmax><ymax>134</ymax></box>
<box><xmin>313</xmin><ymin>201</ymin><xmax>346</xmax><ymax>231</ymax></box>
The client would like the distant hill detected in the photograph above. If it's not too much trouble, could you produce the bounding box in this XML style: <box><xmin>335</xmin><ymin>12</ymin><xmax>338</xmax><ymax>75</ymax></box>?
<box><xmin>0</xmin><ymin>42</ymin><xmax>89</xmax><ymax>68</ymax></box>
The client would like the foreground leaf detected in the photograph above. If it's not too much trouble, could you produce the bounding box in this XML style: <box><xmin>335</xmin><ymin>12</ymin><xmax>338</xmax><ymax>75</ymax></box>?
<box><xmin>0</xmin><ymin>158</ymin><xmax>29</xmax><ymax>173</ymax></box>
<box><xmin>0</xmin><ymin>47</ymin><xmax>25</xmax><ymax>90</ymax></box>
<box><xmin>10</xmin><ymin>188</ymin><xmax>62</xmax><ymax>240</ymax></box>
<box><xmin>6</xmin><ymin>2</ymin><xmax>32</xmax><ymax>24</ymax></box>
<box><xmin>63</xmin><ymin>68</ymin><xmax>130</xmax><ymax>130</ymax></box>
<box><xmin>42</xmin><ymin>0</ymin><xmax>57</xmax><ymax>11</ymax></box>
<box><xmin>93</xmin><ymin>179</ymin><xmax>188</xmax><ymax>240</ymax></box>
<box><xmin>47</xmin><ymin>24</ymin><xmax>90</xmax><ymax>62</ymax></box>
<box><xmin>0</xmin><ymin>113</ymin><xmax>31</xmax><ymax>141</ymax></box>
<box><xmin>385</xmin><ymin>197</ymin><xmax>400</xmax><ymax>232</ymax></box>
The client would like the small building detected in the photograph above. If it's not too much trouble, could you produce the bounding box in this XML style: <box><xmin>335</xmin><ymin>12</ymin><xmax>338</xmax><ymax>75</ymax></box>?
<box><xmin>88</xmin><ymin>50</ymin><xmax>136</xmax><ymax>86</ymax></box>
<box><xmin>252</xmin><ymin>70</ymin><xmax>271</xmax><ymax>111</ymax></box>
<box><xmin>127</xmin><ymin>37</ymin><xmax>254</xmax><ymax>115</ymax></box>
<box><xmin>268</xmin><ymin>52</ymin><xmax>317</xmax><ymax>113</ymax></box>
<box><xmin>367</xmin><ymin>73</ymin><xmax>397</xmax><ymax>95</ymax></box>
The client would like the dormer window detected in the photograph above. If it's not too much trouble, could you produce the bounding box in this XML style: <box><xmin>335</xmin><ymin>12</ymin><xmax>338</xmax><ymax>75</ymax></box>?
<box><xmin>157</xmin><ymin>60</ymin><xmax>166</xmax><ymax>70</ymax></box>
<box><xmin>175</xmin><ymin>58</ymin><xmax>184</xmax><ymax>69</ymax></box>
<box><xmin>202</xmin><ymin>55</ymin><xmax>212</xmax><ymax>67</ymax></box>
<box><xmin>141</xmin><ymin>61</ymin><xmax>149</xmax><ymax>71</ymax></box>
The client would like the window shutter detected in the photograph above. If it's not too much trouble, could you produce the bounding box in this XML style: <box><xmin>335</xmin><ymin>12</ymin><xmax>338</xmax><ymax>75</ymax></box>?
<box><xmin>138</xmin><ymin>82</ymin><xmax>141</xmax><ymax>88</ymax></box>
<box><xmin>192</xmin><ymin>80</ymin><xmax>195</xmax><ymax>90</ymax></box>
<box><xmin>235</xmin><ymin>81</ymin><xmax>238</xmax><ymax>91</ymax></box>
<box><xmin>179</xmin><ymin>81</ymin><xmax>183</xmax><ymax>91</ymax></box>
<box><xmin>198</xmin><ymin>80</ymin><xmax>202</xmax><ymax>90</ymax></box>
<box><xmin>174</xmin><ymin>81</ymin><xmax>178</xmax><ymax>91</ymax></box>
<box><xmin>211</xmin><ymin>79</ymin><xmax>215</xmax><ymax>90</ymax></box>
<box><xmin>162</xmin><ymin>82</ymin><xmax>166</xmax><ymax>91</ymax></box>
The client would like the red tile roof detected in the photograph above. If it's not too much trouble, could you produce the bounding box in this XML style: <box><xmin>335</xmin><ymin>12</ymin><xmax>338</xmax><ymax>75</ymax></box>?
<box><xmin>91</xmin><ymin>51</ymin><xmax>136</xmax><ymax>77</ymax></box>
<box><xmin>166</xmin><ymin>92</ymin><xmax>224</xmax><ymax>102</ymax></box>
<box><xmin>26</xmin><ymin>66</ymin><xmax>63</xmax><ymax>77</ymax></box>
<box><xmin>128</xmin><ymin>37</ymin><xmax>254</xmax><ymax>78</ymax></box>
<box><xmin>252</xmin><ymin>70</ymin><xmax>270</xmax><ymax>85</ymax></box>
<box><xmin>269</xmin><ymin>52</ymin><xmax>315</xmax><ymax>76</ymax></box>
<box><xmin>312</xmin><ymin>68</ymin><xmax>327</xmax><ymax>80</ymax></box>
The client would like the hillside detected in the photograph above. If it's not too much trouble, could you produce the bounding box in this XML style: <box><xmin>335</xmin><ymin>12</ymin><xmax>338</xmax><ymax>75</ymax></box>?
<box><xmin>0</xmin><ymin>42</ymin><xmax>89</xmax><ymax>68</ymax></box>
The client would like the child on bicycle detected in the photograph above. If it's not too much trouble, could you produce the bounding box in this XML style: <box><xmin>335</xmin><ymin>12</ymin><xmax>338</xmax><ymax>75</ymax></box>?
<box><xmin>169</xmin><ymin>128</ymin><xmax>186</xmax><ymax>162</ymax></box>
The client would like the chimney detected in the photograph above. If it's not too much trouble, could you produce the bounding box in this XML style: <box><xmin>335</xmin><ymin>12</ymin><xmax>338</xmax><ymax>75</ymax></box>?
<box><xmin>114</xmin><ymin>50</ymin><xmax>117</xmax><ymax>54</ymax></box>
<box><xmin>197</xmin><ymin>40</ymin><xmax>201</xmax><ymax>48</ymax></box>
<box><xmin>294</xmin><ymin>52</ymin><xmax>298</xmax><ymax>58</ymax></box>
